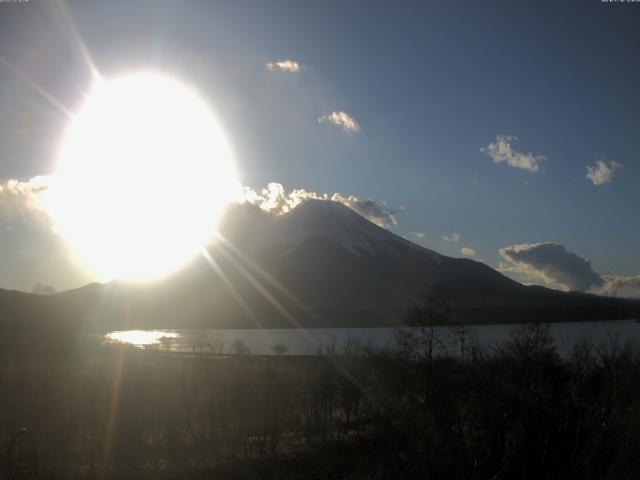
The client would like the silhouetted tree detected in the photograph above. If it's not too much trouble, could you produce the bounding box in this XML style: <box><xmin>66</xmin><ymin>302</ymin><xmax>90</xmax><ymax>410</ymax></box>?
<box><xmin>159</xmin><ymin>335</ymin><xmax>174</xmax><ymax>352</ymax></box>
<box><xmin>271</xmin><ymin>344</ymin><xmax>288</xmax><ymax>356</ymax></box>
<box><xmin>32</xmin><ymin>282</ymin><xmax>56</xmax><ymax>295</ymax></box>
<box><xmin>232</xmin><ymin>338</ymin><xmax>251</xmax><ymax>355</ymax></box>
<box><xmin>187</xmin><ymin>329</ymin><xmax>209</xmax><ymax>353</ymax></box>
<box><xmin>209</xmin><ymin>332</ymin><xmax>227</xmax><ymax>355</ymax></box>
<box><xmin>396</xmin><ymin>285</ymin><xmax>463</xmax><ymax>406</ymax></box>
<box><xmin>396</xmin><ymin>285</ymin><xmax>451</xmax><ymax>363</ymax></box>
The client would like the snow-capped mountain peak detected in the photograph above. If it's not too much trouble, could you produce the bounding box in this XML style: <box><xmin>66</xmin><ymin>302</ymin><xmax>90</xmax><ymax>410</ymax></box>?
<box><xmin>276</xmin><ymin>200</ymin><xmax>416</xmax><ymax>256</ymax></box>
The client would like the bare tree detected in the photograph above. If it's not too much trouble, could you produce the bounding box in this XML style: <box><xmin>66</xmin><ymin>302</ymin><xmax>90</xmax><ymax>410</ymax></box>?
<box><xmin>343</xmin><ymin>336</ymin><xmax>374</xmax><ymax>358</ymax></box>
<box><xmin>396</xmin><ymin>285</ymin><xmax>451</xmax><ymax>364</ymax></box>
<box><xmin>159</xmin><ymin>335</ymin><xmax>174</xmax><ymax>352</ymax></box>
<box><xmin>395</xmin><ymin>285</ymin><xmax>456</xmax><ymax>404</ymax></box>
<box><xmin>320</xmin><ymin>334</ymin><xmax>338</xmax><ymax>356</ymax></box>
<box><xmin>232</xmin><ymin>338</ymin><xmax>251</xmax><ymax>355</ymax></box>
<box><xmin>209</xmin><ymin>332</ymin><xmax>227</xmax><ymax>355</ymax></box>
<box><xmin>271</xmin><ymin>344</ymin><xmax>288</xmax><ymax>357</ymax></box>
<box><xmin>187</xmin><ymin>329</ymin><xmax>210</xmax><ymax>353</ymax></box>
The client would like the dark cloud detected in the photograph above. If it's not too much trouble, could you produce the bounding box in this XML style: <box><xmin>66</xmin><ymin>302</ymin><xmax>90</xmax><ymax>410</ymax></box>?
<box><xmin>499</xmin><ymin>242</ymin><xmax>603</xmax><ymax>292</ymax></box>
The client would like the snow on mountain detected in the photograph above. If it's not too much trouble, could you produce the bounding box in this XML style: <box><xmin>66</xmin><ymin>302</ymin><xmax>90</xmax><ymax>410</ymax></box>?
<box><xmin>272</xmin><ymin>200</ymin><xmax>442</xmax><ymax>262</ymax></box>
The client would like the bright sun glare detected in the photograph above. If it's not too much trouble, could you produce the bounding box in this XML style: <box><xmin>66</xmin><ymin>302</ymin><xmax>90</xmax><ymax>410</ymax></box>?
<box><xmin>48</xmin><ymin>73</ymin><xmax>240</xmax><ymax>281</ymax></box>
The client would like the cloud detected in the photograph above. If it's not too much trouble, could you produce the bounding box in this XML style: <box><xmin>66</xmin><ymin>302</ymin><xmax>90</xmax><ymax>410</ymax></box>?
<box><xmin>594</xmin><ymin>275</ymin><xmax>640</xmax><ymax>299</ymax></box>
<box><xmin>318</xmin><ymin>111</ymin><xmax>360</xmax><ymax>134</ymax></box>
<box><xmin>243</xmin><ymin>182</ymin><xmax>398</xmax><ymax>228</ymax></box>
<box><xmin>2</xmin><ymin>177</ymin><xmax>397</xmax><ymax>235</ymax></box>
<box><xmin>586</xmin><ymin>160</ymin><xmax>622</xmax><ymax>186</ymax></box>
<box><xmin>265</xmin><ymin>59</ymin><xmax>303</xmax><ymax>73</ymax></box>
<box><xmin>411</xmin><ymin>232</ymin><xmax>426</xmax><ymax>240</ymax></box>
<box><xmin>242</xmin><ymin>182</ymin><xmax>299</xmax><ymax>216</ymax></box>
<box><xmin>0</xmin><ymin>176</ymin><xmax>95</xmax><ymax>291</ymax></box>
<box><xmin>442</xmin><ymin>233</ymin><xmax>460</xmax><ymax>243</ymax></box>
<box><xmin>499</xmin><ymin>242</ymin><xmax>603</xmax><ymax>292</ymax></box>
<box><xmin>461</xmin><ymin>247</ymin><xmax>475</xmax><ymax>257</ymax></box>
<box><xmin>0</xmin><ymin>176</ymin><xmax>51</xmax><ymax>227</ymax></box>
<box><xmin>331</xmin><ymin>193</ymin><xmax>400</xmax><ymax>228</ymax></box>
<box><xmin>481</xmin><ymin>135</ymin><xmax>544</xmax><ymax>172</ymax></box>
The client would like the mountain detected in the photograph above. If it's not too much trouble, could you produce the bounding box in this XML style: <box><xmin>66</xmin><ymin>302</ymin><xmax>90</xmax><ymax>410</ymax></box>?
<box><xmin>2</xmin><ymin>200</ymin><xmax>640</xmax><ymax>337</ymax></box>
<box><xmin>55</xmin><ymin>200</ymin><xmax>640</xmax><ymax>330</ymax></box>
<box><xmin>0</xmin><ymin>287</ymin><xmax>87</xmax><ymax>359</ymax></box>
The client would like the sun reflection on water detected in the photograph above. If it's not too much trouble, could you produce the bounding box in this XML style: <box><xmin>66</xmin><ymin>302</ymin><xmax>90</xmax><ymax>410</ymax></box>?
<box><xmin>106</xmin><ymin>330</ymin><xmax>178</xmax><ymax>347</ymax></box>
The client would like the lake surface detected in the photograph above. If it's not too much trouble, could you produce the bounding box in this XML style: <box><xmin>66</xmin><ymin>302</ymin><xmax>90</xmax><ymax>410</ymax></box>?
<box><xmin>105</xmin><ymin>319</ymin><xmax>640</xmax><ymax>357</ymax></box>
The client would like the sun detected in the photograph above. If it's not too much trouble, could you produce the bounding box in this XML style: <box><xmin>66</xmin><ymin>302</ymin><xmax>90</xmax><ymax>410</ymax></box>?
<box><xmin>48</xmin><ymin>72</ymin><xmax>240</xmax><ymax>281</ymax></box>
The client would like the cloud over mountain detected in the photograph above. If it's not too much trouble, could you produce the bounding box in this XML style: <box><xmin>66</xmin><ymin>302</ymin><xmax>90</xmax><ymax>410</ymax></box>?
<box><xmin>243</xmin><ymin>182</ymin><xmax>398</xmax><ymax>228</ymax></box>
<box><xmin>482</xmin><ymin>135</ymin><xmax>544</xmax><ymax>172</ymax></box>
<box><xmin>499</xmin><ymin>242</ymin><xmax>602</xmax><ymax>292</ymax></box>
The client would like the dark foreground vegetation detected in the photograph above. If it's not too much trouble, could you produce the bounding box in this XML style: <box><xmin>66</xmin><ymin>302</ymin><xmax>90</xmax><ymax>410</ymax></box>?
<box><xmin>2</xmin><ymin>321</ymin><xmax>640</xmax><ymax>480</ymax></box>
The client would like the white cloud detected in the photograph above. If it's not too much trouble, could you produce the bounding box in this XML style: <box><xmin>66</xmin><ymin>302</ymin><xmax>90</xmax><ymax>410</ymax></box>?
<box><xmin>442</xmin><ymin>233</ymin><xmax>460</xmax><ymax>243</ymax></box>
<box><xmin>481</xmin><ymin>135</ymin><xmax>544</xmax><ymax>172</ymax></box>
<box><xmin>586</xmin><ymin>160</ymin><xmax>622</xmax><ymax>186</ymax></box>
<box><xmin>499</xmin><ymin>242</ymin><xmax>602</xmax><ymax>292</ymax></box>
<box><xmin>0</xmin><ymin>176</ymin><xmax>51</xmax><ymax>227</ymax></box>
<box><xmin>497</xmin><ymin>261</ymin><xmax>520</xmax><ymax>275</ymax></box>
<box><xmin>318</xmin><ymin>111</ymin><xmax>360</xmax><ymax>134</ymax></box>
<box><xmin>0</xmin><ymin>175</ymin><xmax>94</xmax><ymax>291</ymax></box>
<box><xmin>242</xmin><ymin>182</ymin><xmax>397</xmax><ymax>228</ymax></box>
<box><xmin>593</xmin><ymin>275</ymin><xmax>640</xmax><ymax>299</ymax></box>
<box><xmin>461</xmin><ymin>247</ymin><xmax>475</xmax><ymax>257</ymax></box>
<box><xmin>265</xmin><ymin>59</ymin><xmax>302</xmax><ymax>73</ymax></box>
<box><xmin>2</xmin><ymin>176</ymin><xmax>398</xmax><ymax>234</ymax></box>
<box><xmin>411</xmin><ymin>232</ymin><xmax>426</xmax><ymax>240</ymax></box>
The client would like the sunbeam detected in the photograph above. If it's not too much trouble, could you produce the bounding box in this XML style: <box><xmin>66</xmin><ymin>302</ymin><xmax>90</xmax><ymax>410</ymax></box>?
<box><xmin>200</xmin><ymin>247</ymin><xmax>262</xmax><ymax>328</ymax></box>
<box><xmin>217</xmin><ymin>234</ymin><xmax>322</xmax><ymax>321</ymax></box>
<box><xmin>0</xmin><ymin>57</ymin><xmax>74</xmax><ymax>119</ymax></box>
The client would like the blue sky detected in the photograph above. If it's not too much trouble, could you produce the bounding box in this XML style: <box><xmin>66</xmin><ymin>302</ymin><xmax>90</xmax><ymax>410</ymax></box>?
<box><xmin>0</xmin><ymin>0</ymin><xmax>638</xmax><ymax>293</ymax></box>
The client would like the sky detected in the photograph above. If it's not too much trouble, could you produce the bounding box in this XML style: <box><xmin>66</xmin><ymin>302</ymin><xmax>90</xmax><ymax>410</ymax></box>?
<box><xmin>0</xmin><ymin>0</ymin><xmax>639</xmax><ymax>296</ymax></box>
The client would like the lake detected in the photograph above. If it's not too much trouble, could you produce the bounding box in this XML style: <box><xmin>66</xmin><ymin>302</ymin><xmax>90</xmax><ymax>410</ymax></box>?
<box><xmin>104</xmin><ymin>319</ymin><xmax>640</xmax><ymax>357</ymax></box>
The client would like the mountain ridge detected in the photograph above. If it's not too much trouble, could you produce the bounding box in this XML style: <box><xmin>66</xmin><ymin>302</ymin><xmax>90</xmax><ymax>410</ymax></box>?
<box><xmin>2</xmin><ymin>199</ymin><xmax>640</xmax><ymax>335</ymax></box>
